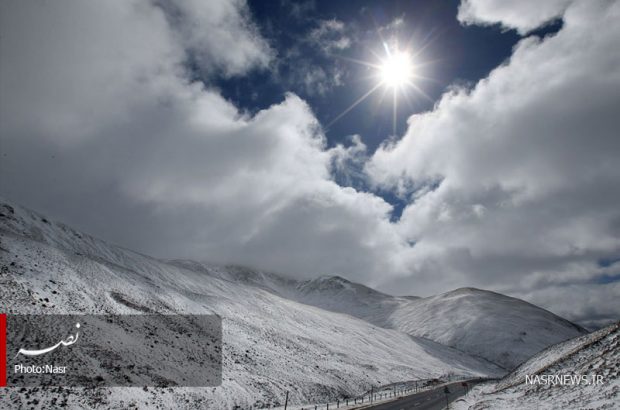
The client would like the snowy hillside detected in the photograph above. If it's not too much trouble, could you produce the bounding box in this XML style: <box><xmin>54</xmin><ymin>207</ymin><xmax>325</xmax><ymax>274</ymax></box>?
<box><xmin>0</xmin><ymin>199</ymin><xmax>503</xmax><ymax>409</ymax></box>
<box><xmin>292</xmin><ymin>275</ymin><xmax>410</xmax><ymax>326</ymax></box>
<box><xmin>453</xmin><ymin>321</ymin><xmax>620</xmax><ymax>409</ymax></box>
<box><xmin>385</xmin><ymin>288</ymin><xmax>587</xmax><ymax>370</ymax></box>
<box><xmin>216</xmin><ymin>268</ymin><xmax>587</xmax><ymax>370</ymax></box>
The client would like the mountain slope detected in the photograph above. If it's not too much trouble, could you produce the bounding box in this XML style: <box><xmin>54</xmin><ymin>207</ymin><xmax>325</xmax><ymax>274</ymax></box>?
<box><xmin>453</xmin><ymin>321</ymin><xmax>620</xmax><ymax>409</ymax></box>
<box><xmin>386</xmin><ymin>288</ymin><xmax>588</xmax><ymax>369</ymax></box>
<box><xmin>292</xmin><ymin>275</ymin><xmax>410</xmax><ymax>326</ymax></box>
<box><xmin>231</xmin><ymin>270</ymin><xmax>588</xmax><ymax>370</ymax></box>
<box><xmin>0</xmin><ymin>199</ymin><xmax>503</xmax><ymax>409</ymax></box>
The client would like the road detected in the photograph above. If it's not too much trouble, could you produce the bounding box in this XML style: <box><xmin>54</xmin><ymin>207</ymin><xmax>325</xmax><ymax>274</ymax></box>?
<box><xmin>362</xmin><ymin>381</ymin><xmax>476</xmax><ymax>410</ymax></box>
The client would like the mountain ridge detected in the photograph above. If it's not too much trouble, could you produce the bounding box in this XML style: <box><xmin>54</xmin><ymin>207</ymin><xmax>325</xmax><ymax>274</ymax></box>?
<box><xmin>0</xmin><ymin>198</ymin><xmax>587</xmax><ymax>372</ymax></box>
<box><xmin>454</xmin><ymin>321</ymin><xmax>620</xmax><ymax>409</ymax></box>
<box><xmin>0</xmin><ymin>198</ymin><xmax>505</xmax><ymax>408</ymax></box>
<box><xmin>165</xmin><ymin>258</ymin><xmax>587</xmax><ymax>370</ymax></box>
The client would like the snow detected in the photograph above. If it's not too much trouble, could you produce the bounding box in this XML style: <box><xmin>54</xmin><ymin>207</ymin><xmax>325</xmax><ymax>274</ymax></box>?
<box><xmin>0</xmin><ymin>198</ymin><xmax>597</xmax><ymax>408</ymax></box>
<box><xmin>452</xmin><ymin>321</ymin><xmax>620</xmax><ymax>409</ymax></box>
<box><xmin>226</xmin><ymin>270</ymin><xmax>587</xmax><ymax>370</ymax></box>
<box><xmin>385</xmin><ymin>288</ymin><xmax>587</xmax><ymax>370</ymax></box>
<box><xmin>167</xmin><ymin>265</ymin><xmax>587</xmax><ymax>372</ymax></box>
<box><xmin>0</xmin><ymin>199</ymin><xmax>502</xmax><ymax>409</ymax></box>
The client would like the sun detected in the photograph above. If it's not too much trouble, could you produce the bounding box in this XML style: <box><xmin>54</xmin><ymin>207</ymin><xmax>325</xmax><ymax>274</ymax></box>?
<box><xmin>326</xmin><ymin>38</ymin><xmax>432</xmax><ymax>132</ymax></box>
<box><xmin>379</xmin><ymin>51</ymin><xmax>414</xmax><ymax>88</ymax></box>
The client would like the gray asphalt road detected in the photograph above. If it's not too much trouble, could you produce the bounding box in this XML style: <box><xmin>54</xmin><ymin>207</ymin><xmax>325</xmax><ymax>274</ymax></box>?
<box><xmin>363</xmin><ymin>381</ymin><xmax>476</xmax><ymax>410</ymax></box>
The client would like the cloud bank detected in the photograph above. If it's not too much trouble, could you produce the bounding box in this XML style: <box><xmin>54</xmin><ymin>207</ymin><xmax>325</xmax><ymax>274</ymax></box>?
<box><xmin>457</xmin><ymin>0</ymin><xmax>573</xmax><ymax>34</ymax></box>
<box><xmin>368</xmin><ymin>0</ymin><xmax>620</xmax><ymax>327</ymax></box>
<box><xmin>0</xmin><ymin>0</ymin><xmax>406</xmax><ymax>287</ymax></box>
<box><xmin>1</xmin><ymin>0</ymin><xmax>619</xmax><ymax>326</ymax></box>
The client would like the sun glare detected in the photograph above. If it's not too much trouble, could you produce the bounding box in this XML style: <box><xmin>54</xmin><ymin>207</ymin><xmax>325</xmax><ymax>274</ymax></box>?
<box><xmin>326</xmin><ymin>38</ymin><xmax>432</xmax><ymax>133</ymax></box>
<box><xmin>379</xmin><ymin>51</ymin><xmax>413</xmax><ymax>88</ymax></box>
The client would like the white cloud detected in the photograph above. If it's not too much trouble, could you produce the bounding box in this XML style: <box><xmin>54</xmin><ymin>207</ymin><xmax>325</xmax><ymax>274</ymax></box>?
<box><xmin>329</xmin><ymin>135</ymin><xmax>369</xmax><ymax>188</ymax></box>
<box><xmin>368</xmin><ymin>1</ymin><xmax>620</xmax><ymax>323</ymax></box>
<box><xmin>308</xmin><ymin>19</ymin><xmax>353</xmax><ymax>53</ymax></box>
<box><xmin>300</xmin><ymin>66</ymin><xmax>344</xmax><ymax>96</ymax></box>
<box><xmin>519</xmin><ymin>282</ymin><xmax>620</xmax><ymax>330</ymax></box>
<box><xmin>1</xmin><ymin>0</ymin><xmax>618</xmax><ymax>327</ymax></box>
<box><xmin>154</xmin><ymin>0</ymin><xmax>273</xmax><ymax>76</ymax></box>
<box><xmin>286</xmin><ymin>0</ymin><xmax>315</xmax><ymax>20</ymax></box>
<box><xmin>458</xmin><ymin>0</ymin><xmax>573</xmax><ymax>34</ymax></box>
<box><xmin>0</xmin><ymin>0</ymin><xmax>408</xmax><ymax>287</ymax></box>
<box><xmin>377</xmin><ymin>16</ymin><xmax>405</xmax><ymax>33</ymax></box>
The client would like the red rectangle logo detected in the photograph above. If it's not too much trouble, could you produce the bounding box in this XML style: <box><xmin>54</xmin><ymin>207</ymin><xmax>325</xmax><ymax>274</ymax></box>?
<box><xmin>0</xmin><ymin>313</ymin><xmax>6</xmax><ymax>387</ymax></box>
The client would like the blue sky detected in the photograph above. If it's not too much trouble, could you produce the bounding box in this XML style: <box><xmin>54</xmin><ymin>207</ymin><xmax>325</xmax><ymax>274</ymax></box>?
<box><xmin>215</xmin><ymin>0</ymin><xmax>559</xmax><ymax>151</ymax></box>
<box><xmin>0</xmin><ymin>0</ymin><xmax>618</xmax><ymax>328</ymax></box>
<box><xmin>212</xmin><ymin>0</ymin><xmax>561</xmax><ymax>221</ymax></box>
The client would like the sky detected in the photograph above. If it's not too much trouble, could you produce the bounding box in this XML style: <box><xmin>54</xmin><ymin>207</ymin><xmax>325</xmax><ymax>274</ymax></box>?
<box><xmin>1</xmin><ymin>0</ymin><xmax>619</xmax><ymax>328</ymax></box>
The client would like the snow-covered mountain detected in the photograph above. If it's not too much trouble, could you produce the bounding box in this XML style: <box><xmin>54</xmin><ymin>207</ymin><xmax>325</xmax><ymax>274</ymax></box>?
<box><xmin>0</xmin><ymin>198</ymin><xmax>589</xmax><ymax>408</ymax></box>
<box><xmin>453</xmin><ymin>321</ymin><xmax>620</xmax><ymax>409</ymax></box>
<box><xmin>194</xmin><ymin>266</ymin><xmax>587</xmax><ymax>370</ymax></box>
<box><xmin>385</xmin><ymin>288</ymin><xmax>588</xmax><ymax>370</ymax></box>
<box><xmin>0</xmin><ymin>199</ymin><xmax>502</xmax><ymax>409</ymax></box>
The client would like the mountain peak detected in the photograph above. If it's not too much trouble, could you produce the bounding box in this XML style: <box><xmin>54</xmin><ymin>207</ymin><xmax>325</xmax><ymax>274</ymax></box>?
<box><xmin>316</xmin><ymin>274</ymin><xmax>351</xmax><ymax>283</ymax></box>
